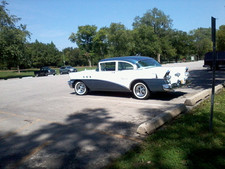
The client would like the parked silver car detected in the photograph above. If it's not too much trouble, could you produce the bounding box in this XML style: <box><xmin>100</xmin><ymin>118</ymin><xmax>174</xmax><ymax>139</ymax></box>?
<box><xmin>59</xmin><ymin>66</ymin><xmax>77</xmax><ymax>74</ymax></box>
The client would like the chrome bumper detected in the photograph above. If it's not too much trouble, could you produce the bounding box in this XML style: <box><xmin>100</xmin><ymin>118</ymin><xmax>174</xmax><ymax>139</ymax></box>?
<box><xmin>162</xmin><ymin>84</ymin><xmax>174</xmax><ymax>92</ymax></box>
<box><xmin>163</xmin><ymin>79</ymin><xmax>187</xmax><ymax>92</ymax></box>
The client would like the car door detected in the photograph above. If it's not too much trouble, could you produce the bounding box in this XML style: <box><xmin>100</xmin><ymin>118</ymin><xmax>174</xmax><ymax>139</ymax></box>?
<box><xmin>91</xmin><ymin>61</ymin><xmax>119</xmax><ymax>91</ymax></box>
<box><xmin>85</xmin><ymin>61</ymin><xmax>125</xmax><ymax>91</ymax></box>
<box><xmin>115</xmin><ymin>61</ymin><xmax>135</xmax><ymax>89</ymax></box>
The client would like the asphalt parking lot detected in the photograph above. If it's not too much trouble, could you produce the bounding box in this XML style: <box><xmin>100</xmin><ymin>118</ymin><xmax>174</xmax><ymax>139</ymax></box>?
<box><xmin>0</xmin><ymin>60</ymin><xmax>225</xmax><ymax>169</ymax></box>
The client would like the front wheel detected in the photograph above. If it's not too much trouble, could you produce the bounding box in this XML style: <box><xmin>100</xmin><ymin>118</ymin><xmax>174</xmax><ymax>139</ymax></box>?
<box><xmin>132</xmin><ymin>82</ymin><xmax>150</xmax><ymax>99</ymax></box>
<box><xmin>74</xmin><ymin>81</ymin><xmax>88</xmax><ymax>95</ymax></box>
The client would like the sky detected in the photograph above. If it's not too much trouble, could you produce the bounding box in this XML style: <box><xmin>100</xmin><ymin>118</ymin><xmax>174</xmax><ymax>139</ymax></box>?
<box><xmin>6</xmin><ymin>0</ymin><xmax>225</xmax><ymax>51</ymax></box>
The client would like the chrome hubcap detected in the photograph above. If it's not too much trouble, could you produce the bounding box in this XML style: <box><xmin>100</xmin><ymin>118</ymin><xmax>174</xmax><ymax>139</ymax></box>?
<box><xmin>75</xmin><ymin>82</ymin><xmax>86</xmax><ymax>95</ymax></box>
<box><xmin>135</xmin><ymin>84</ymin><xmax>147</xmax><ymax>97</ymax></box>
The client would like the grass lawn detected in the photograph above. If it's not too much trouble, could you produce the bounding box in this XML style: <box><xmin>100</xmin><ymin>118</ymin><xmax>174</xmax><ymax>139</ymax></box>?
<box><xmin>0</xmin><ymin>66</ymin><xmax>96</xmax><ymax>79</ymax></box>
<box><xmin>76</xmin><ymin>66</ymin><xmax>96</xmax><ymax>72</ymax></box>
<box><xmin>106</xmin><ymin>89</ymin><xmax>225</xmax><ymax>169</ymax></box>
<box><xmin>0</xmin><ymin>69</ymin><xmax>37</xmax><ymax>79</ymax></box>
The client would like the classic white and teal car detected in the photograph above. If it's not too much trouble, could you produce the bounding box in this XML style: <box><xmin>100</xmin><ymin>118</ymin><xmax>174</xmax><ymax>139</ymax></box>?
<box><xmin>68</xmin><ymin>56</ymin><xmax>189</xmax><ymax>99</ymax></box>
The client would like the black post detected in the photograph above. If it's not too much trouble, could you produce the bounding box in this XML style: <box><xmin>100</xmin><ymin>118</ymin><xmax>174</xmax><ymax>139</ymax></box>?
<box><xmin>209</xmin><ymin>17</ymin><xmax>216</xmax><ymax>132</ymax></box>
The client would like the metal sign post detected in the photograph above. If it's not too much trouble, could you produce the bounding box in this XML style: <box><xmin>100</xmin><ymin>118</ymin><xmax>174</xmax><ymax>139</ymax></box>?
<box><xmin>209</xmin><ymin>17</ymin><xmax>216</xmax><ymax>132</ymax></box>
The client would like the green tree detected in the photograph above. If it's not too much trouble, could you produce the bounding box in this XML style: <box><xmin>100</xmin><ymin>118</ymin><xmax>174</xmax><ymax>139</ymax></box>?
<box><xmin>93</xmin><ymin>27</ymin><xmax>108</xmax><ymax>60</ymax></box>
<box><xmin>131</xmin><ymin>25</ymin><xmax>161</xmax><ymax>58</ymax></box>
<box><xmin>170</xmin><ymin>30</ymin><xmax>194</xmax><ymax>62</ymax></box>
<box><xmin>106</xmin><ymin>23</ymin><xmax>133</xmax><ymax>57</ymax></box>
<box><xmin>0</xmin><ymin>1</ymin><xmax>30</xmax><ymax>71</ymax></box>
<box><xmin>190</xmin><ymin>28</ymin><xmax>212</xmax><ymax>60</ymax></box>
<box><xmin>217</xmin><ymin>25</ymin><xmax>225</xmax><ymax>51</ymax></box>
<box><xmin>155</xmin><ymin>29</ymin><xmax>177</xmax><ymax>62</ymax></box>
<box><xmin>132</xmin><ymin>8</ymin><xmax>174</xmax><ymax>62</ymax></box>
<box><xmin>62</xmin><ymin>47</ymin><xmax>85</xmax><ymax>66</ymax></box>
<box><xmin>133</xmin><ymin>8</ymin><xmax>173</xmax><ymax>36</ymax></box>
<box><xmin>26</xmin><ymin>40</ymin><xmax>61</xmax><ymax>67</ymax></box>
<box><xmin>69</xmin><ymin>25</ymin><xmax>97</xmax><ymax>67</ymax></box>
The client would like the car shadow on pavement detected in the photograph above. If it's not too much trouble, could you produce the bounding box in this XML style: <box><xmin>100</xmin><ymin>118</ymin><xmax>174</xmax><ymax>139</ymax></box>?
<box><xmin>70</xmin><ymin>91</ymin><xmax>186</xmax><ymax>101</ymax></box>
<box><xmin>88</xmin><ymin>91</ymin><xmax>132</xmax><ymax>98</ymax></box>
<box><xmin>150</xmin><ymin>91</ymin><xmax>186</xmax><ymax>101</ymax></box>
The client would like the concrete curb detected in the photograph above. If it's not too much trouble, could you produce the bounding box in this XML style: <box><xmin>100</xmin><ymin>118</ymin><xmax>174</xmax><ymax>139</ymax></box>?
<box><xmin>184</xmin><ymin>84</ymin><xmax>224</xmax><ymax>106</ymax></box>
<box><xmin>184</xmin><ymin>89</ymin><xmax>211</xmax><ymax>106</ymax></box>
<box><xmin>137</xmin><ymin>83</ymin><xmax>225</xmax><ymax>135</ymax></box>
<box><xmin>137</xmin><ymin>104</ymin><xmax>187</xmax><ymax>135</ymax></box>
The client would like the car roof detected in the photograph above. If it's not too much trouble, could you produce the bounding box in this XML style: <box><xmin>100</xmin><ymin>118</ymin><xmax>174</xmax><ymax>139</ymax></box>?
<box><xmin>100</xmin><ymin>56</ymin><xmax>153</xmax><ymax>64</ymax></box>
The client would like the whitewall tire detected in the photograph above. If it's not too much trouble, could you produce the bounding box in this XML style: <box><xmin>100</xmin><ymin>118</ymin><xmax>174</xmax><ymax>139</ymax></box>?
<box><xmin>74</xmin><ymin>81</ymin><xmax>88</xmax><ymax>95</ymax></box>
<box><xmin>133</xmin><ymin>82</ymin><xmax>150</xmax><ymax>99</ymax></box>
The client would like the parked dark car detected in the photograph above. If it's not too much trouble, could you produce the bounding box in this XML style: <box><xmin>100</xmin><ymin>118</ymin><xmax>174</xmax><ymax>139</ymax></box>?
<box><xmin>34</xmin><ymin>67</ymin><xmax>56</xmax><ymax>77</ymax></box>
<box><xmin>59</xmin><ymin>66</ymin><xmax>77</xmax><ymax>74</ymax></box>
<box><xmin>204</xmin><ymin>51</ymin><xmax>225</xmax><ymax>70</ymax></box>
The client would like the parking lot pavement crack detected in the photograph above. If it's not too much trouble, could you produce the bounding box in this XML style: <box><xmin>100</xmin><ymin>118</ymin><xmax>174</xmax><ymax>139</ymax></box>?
<box><xmin>0</xmin><ymin>118</ymin><xmax>41</xmax><ymax>141</ymax></box>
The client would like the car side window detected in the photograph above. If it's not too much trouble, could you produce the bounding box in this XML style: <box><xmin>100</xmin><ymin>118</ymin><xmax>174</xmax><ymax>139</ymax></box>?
<box><xmin>100</xmin><ymin>62</ymin><xmax>115</xmax><ymax>71</ymax></box>
<box><xmin>118</xmin><ymin>62</ymin><xmax>133</xmax><ymax>71</ymax></box>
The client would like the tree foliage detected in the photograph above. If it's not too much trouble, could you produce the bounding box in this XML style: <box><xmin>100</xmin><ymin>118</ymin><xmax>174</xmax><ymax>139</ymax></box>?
<box><xmin>0</xmin><ymin>1</ymin><xmax>30</xmax><ymax>71</ymax></box>
<box><xmin>170</xmin><ymin>30</ymin><xmax>194</xmax><ymax>61</ymax></box>
<box><xmin>93</xmin><ymin>27</ymin><xmax>108</xmax><ymax>59</ymax></box>
<box><xmin>106</xmin><ymin>23</ymin><xmax>133</xmax><ymax>57</ymax></box>
<box><xmin>132</xmin><ymin>8</ymin><xmax>175</xmax><ymax>62</ymax></box>
<box><xmin>132</xmin><ymin>25</ymin><xmax>160</xmax><ymax>57</ymax></box>
<box><xmin>217</xmin><ymin>25</ymin><xmax>225</xmax><ymax>51</ymax></box>
<box><xmin>133</xmin><ymin>8</ymin><xmax>173</xmax><ymax>36</ymax></box>
<box><xmin>190</xmin><ymin>28</ymin><xmax>212</xmax><ymax>60</ymax></box>
<box><xmin>69</xmin><ymin>25</ymin><xmax>97</xmax><ymax>67</ymax></box>
<box><xmin>26</xmin><ymin>40</ymin><xmax>61</xmax><ymax>67</ymax></box>
<box><xmin>1</xmin><ymin>4</ymin><xmax>221</xmax><ymax>69</ymax></box>
<box><xmin>62</xmin><ymin>47</ymin><xmax>86</xmax><ymax>66</ymax></box>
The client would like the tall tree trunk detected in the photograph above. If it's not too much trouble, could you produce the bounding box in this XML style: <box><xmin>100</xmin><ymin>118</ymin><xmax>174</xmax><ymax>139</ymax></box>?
<box><xmin>157</xmin><ymin>53</ymin><xmax>161</xmax><ymax>63</ymax></box>
<box><xmin>88</xmin><ymin>59</ymin><xmax>92</xmax><ymax>67</ymax></box>
<box><xmin>17</xmin><ymin>65</ymin><xmax>20</xmax><ymax>73</ymax></box>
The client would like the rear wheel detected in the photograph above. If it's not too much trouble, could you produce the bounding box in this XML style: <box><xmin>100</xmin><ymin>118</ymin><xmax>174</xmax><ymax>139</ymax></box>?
<box><xmin>132</xmin><ymin>82</ymin><xmax>150</xmax><ymax>99</ymax></box>
<box><xmin>74</xmin><ymin>81</ymin><xmax>88</xmax><ymax>95</ymax></box>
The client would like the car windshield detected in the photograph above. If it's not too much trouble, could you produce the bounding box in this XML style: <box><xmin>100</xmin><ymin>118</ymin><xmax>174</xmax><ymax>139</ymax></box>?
<box><xmin>137</xmin><ymin>59</ymin><xmax>161</xmax><ymax>68</ymax></box>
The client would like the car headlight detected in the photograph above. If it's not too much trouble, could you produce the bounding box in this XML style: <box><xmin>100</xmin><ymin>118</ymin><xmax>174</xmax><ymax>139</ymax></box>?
<box><xmin>164</xmin><ymin>70</ymin><xmax>171</xmax><ymax>82</ymax></box>
<box><xmin>185</xmin><ymin>67</ymin><xmax>189</xmax><ymax>77</ymax></box>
